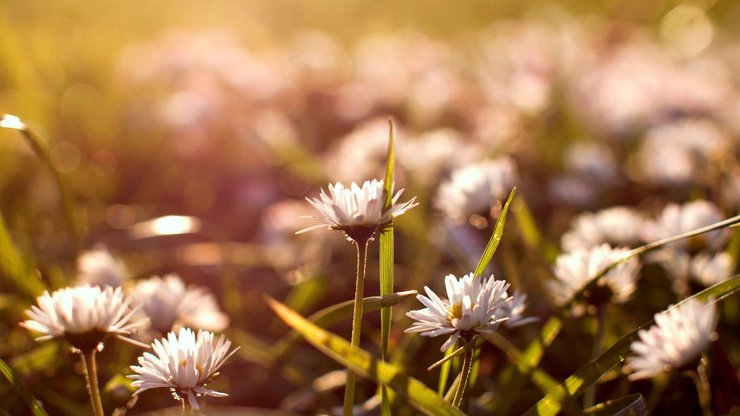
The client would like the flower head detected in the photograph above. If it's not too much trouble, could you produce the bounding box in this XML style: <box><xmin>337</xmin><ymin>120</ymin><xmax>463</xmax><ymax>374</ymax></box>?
<box><xmin>405</xmin><ymin>273</ymin><xmax>528</xmax><ymax>352</ymax></box>
<box><xmin>21</xmin><ymin>285</ymin><xmax>148</xmax><ymax>350</ymax></box>
<box><xmin>548</xmin><ymin>244</ymin><xmax>641</xmax><ymax>310</ymax></box>
<box><xmin>76</xmin><ymin>245</ymin><xmax>128</xmax><ymax>288</ymax></box>
<box><xmin>131</xmin><ymin>274</ymin><xmax>229</xmax><ymax>335</ymax></box>
<box><xmin>642</xmin><ymin>200</ymin><xmax>726</xmax><ymax>253</ymax></box>
<box><xmin>626</xmin><ymin>299</ymin><xmax>718</xmax><ymax>380</ymax></box>
<box><xmin>300</xmin><ymin>179</ymin><xmax>417</xmax><ymax>241</ymax></box>
<box><xmin>129</xmin><ymin>328</ymin><xmax>239</xmax><ymax>409</ymax></box>
<box><xmin>436</xmin><ymin>158</ymin><xmax>517</xmax><ymax>225</ymax></box>
<box><xmin>561</xmin><ymin>206</ymin><xmax>645</xmax><ymax>251</ymax></box>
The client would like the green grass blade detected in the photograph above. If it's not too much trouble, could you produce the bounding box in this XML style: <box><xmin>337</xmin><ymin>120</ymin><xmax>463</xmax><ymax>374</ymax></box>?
<box><xmin>512</xmin><ymin>196</ymin><xmax>559</xmax><ymax>263</ymax></box>
<box><xmin>0</xmin><ymin>357</ymin><xmax>48</xmax><ymax>416</ymax></box>
<box><xmin>583</xmin><ymin>394</ymin><xmax>647</xmax><ymax>416</ymax></box>
<box><xmin>268</xmin><ymin>297</ymin><xmax>465</xmax><ymax>416</ymax></box>
<box><xmin>523</xmin><ymin>277</ymin><xmax>740</xmax><ymax>416</ymax></box>
<box><xmin>473</xmin><ymin>187</ymin><xmax>516</xmax><ymax>278</ymax></box>
<box><xmin>380</xmin><ymin>119</ymin><xmax>397</xmax><ymax>416</ymax></box>
<box><xmin>272</xmin><ymin>291</ymin><xmax>417</xmax><ymax>360</ymax></box>
<box><xmin>0</xmin><ymin>212</ymin><xmax>46</xmax><ymax>299</ymax></box>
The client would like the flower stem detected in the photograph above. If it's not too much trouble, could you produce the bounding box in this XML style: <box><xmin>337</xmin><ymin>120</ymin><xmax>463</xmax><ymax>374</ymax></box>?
<box><xmin>451</xmin><ymin>343</ymin><xmax>474</xmax><ymax>408</ymax></box>
<box><xmin>80</xmin><ymin>348</ymin><xmax>105</xmax><ymax>416</ymax></box>
<box><xmin>343</xmin><ymin>238</ymin><xmax>370</xmax><ymax>416</ymax></box>
<box><xmin>689</xmin><ymin>356</ymin><xmax>714</xmax><ymax>416</ymax></box>
<box><xmin>583</xmin><ymin>307</ymin><xmax>605</xmax><ymax>408</ymax></box>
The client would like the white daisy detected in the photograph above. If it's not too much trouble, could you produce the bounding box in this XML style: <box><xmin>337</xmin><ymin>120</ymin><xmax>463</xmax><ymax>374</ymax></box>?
<box><xmin>129</xmin><ymin>328</ymin><xmax>239</xmax><ymax>409</ymax></box>
<box><xmin>642</xmin><ymin>200</ymin><xmax>727</xmax><ymax>253</ymax></box>
<box><xmin>405</xmin><ymin>273</ymin><xmax>519</xmax><ymax>352</ymax></box>
<box><xmin>652</xmin><ymin>249</ymin><xmax>734</xmax><ymax>295</ymax></box>
<box><xmin>131</xmin><ymin>274</ymin><xmax>229</xmax><ymax>335</ymax></box>
<box><xmin>548</xmin><ymin>244</ymin><xmax>641</xmax><ymax>308</ymax></box>
<box><xmin>560</xmin><ymin>206</ymin><xmax>645</xmax><ymax>251</ymax></box>
<box><xmin>21</xmin><ymin>285</ymin><xmax>148</xmax><ymax>350</ymax></box>
<box><xmin>299</xmin><ymin>179</ymin><xmax>417</xmax><ymax>240</ymax></box>
<box><xmin>626</xmin><ymin>299</ymin><xmax>718</xmax><ymax>380</ymax></box>
<box><xmin>500</xmin><ymin>290</ymin><xmax>539</xmax><ymax>329</ymax></box>
<box><xmin>436</xmin><ymin>158</ymin><xmax>517</xmax><ymax>225</ymax></box>
<box><xmin>76</xmin><ymin>245</ymin><xmax>128</xmax><ymax>288</ymax></box>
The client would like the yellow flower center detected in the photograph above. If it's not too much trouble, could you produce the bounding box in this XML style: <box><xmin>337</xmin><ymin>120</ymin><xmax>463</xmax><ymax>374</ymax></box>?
<box><xmin>180</xmin><ymin>359</ymin><xmax>187</xmax><ymax>367</ymax></box>
<box><xmin>449</xmin><ymin>302</ymin><xmax>463</xmax><ymax>321</ymax></box>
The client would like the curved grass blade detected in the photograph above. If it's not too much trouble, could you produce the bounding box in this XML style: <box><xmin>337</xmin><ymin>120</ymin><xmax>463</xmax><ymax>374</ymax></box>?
<box><xmin>1</xmin><ymin>115</ymin><xmax>80</xmax><ymax>251</ymax></box>
<box><xmin>0</xmin><ymin>213</ymin><xmax>46</xmax><ymax>299</ymax></box>
<box><xmin>267</xmin><ymin>297</ymin><xmax>465</xmax><ymax>416</ymax></box>
<box><xmin>272</xmin><ymin>291</ymin><xmax>417</xmax><ymax>360</ymax></box>
<box><xmin>583</xmin><ymin>394</ymin><xmax>647</xmax><ymax>416</ymax></box>
<box><xmin>0</xmin><ymin>357</ymin><xmax>48</xmax><ymax>416</ymax></box>
<box><xmin>473</xmin><ymin>187</ymin><xmax>516</xmax><ymax>278</ymax></box>
<box><xmin>523</xmin><ymin>276</ymin><xmax>740</xmax><ymax>416</ymax></box>
<box><xmin>380</xmin><ymin>119</ymin><xmax>396</xmax><ymax>415</ymax></box>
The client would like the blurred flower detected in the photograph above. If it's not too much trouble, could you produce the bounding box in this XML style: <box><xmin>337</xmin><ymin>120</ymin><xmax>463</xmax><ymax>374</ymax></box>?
<box><xmin>564</xmin><ymin>141</ymin><xmax>618</xmax><ymax>185</ymax></box>
<box><xmin>131</xmin><ymin>275</ymin><xmax>229</xmax><ymax>335</ymax></box>
<box><xmin>548</xmin><ymin>244</ymin><xmax>641</xmax><ymax>309</ymax></box>
<box><xmin>642</xmin><ymin>200</ymin><xmax>727</xmax><ymax>253</ymax></box>
<box><xmin>398</xmin><ymin>128</ymin><xmax>479</xmax><ymax>186</ymax></box>
<box><xmin>634</xmin><ymin>119</ymin><xmax>731</xmax><ymax>186</ymax></box>
<box><xmin>300</xmin><ymin>179</ymin><xmax>417</xmax><ymax>241</ymax></box>
<box><xmin>405</xmin><ymin>273</ymin><xmax>522</xmax><ymax>352</ymax></box>
<box><xmin>436</xmin><ymin>158</ymin><xmax>517</xmax><ymax>225</ymax></box>
<box><xmin>626</xmin><ymin>299</ymin><xmax>718</xmax><ymax>380</ymax></box>
<box><xmin>652</xmin><ymin>250</ymin><xmax>734</xmax><ymax>295</ymax></box>
<box><xmin>500</xmin><ymin>290</ymin><xmax>538</xmax><ymax>329</ymax></box>
<box><xmin>21</xmin><ymin>285</ymin><xmax>148</xmax><ymax>350</ymax></box>
<box><xmin>561</xmin><ymin>206</ymin><xmax>645</xmax><ymax>251</ymax></box>
<box><xmin>129</xmin><ymin>328</ymin><xmax>239</xmax><ymax>409</ymax></box>
<box><xmin>325</xmin><ymin>118</ymin><xmax>399</xmax><ymax>183</ymax></box>
<box><xmin>76</xmin><ymin>245</ymin><xmax>128</xmax><ymax>288</ymax></box>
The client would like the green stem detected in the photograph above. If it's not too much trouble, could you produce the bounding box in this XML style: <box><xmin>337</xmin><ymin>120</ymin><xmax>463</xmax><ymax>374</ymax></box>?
<box><xmin>689</xmin><ymin>357</ymin><xmax>714</xmax><ymax>416</ymax></box>
<box><xmin>343</xmin><ymin>238</ymin><xmax>369</xmax><ymax>416</ymax></box>
<box><xmin>80</xmin><ymin>349</ymin><xmax>105</xmax><ymax>416</ymax></box>
<box><xmin>583</xmin><ymin>308</ymin><xmax>605</xmax><ymax>408</ymax></box>
<box><xmin>451</xmin><ymin>343</ymin><xmax>474</xmax><ymax>408</ymax></box>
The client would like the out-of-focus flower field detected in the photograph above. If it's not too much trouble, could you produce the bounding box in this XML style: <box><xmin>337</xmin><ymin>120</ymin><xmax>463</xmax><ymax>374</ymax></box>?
<box><xmin>1</xmin><ymin>0</ymin><xmax>740</xmax><ymax>415</ymax></box>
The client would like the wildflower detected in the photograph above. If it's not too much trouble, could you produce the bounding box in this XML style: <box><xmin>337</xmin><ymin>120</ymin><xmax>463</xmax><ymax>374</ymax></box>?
<box><xmin>299</xmin><ymin>179</ymin><xmax>417</xmax><ymax>242</ymax></box>
<box><xmin>436</xmin><ymin>158</ymin><xmax>517</xmax><ymax>225</ymax></box>
<box><xmin>76</xmin><ymin>245</ymin><xmax>128</xmax><ymax>288</ymax></box>
<box><xmin>129</xmin><ymin>328</ymin><xmax>239</xmax><ymax>409</ymax></box>
<box><xmin>561</xmin><ymin>206</ymin><xmax>644</xmax><ymax>251</ymax></box>
<box><xmin>642</xmin><ymin>200</ymin><xmax>727</xmax><ymax>253</ymax></box>
<box><xmin>131</xmin><ymin>274</ymin><xmax>229</xmax><ymax>335</ymax></box>
<box><xmin>21</xmin><ymin>285</ymin><xmax>148</xmax><ymax>350</ymax></box>
<box><xmin>626</xmin><ymin>299</ymin><xmax>718</xmax><ymax>380</ymax></box>
<box><xmin>548</xmin><ymin>244</ymin><xmax>641</xmax><ymax>310</ymax></box>
<box><xmin>652</xmin><ymin>249</ymin><xmax>734</xmax><ymax>295</ymax></box>
<box><xmin>405</xmin><ymin>273</ymin><xmax>522</xmax><ymax>352</ymax></box>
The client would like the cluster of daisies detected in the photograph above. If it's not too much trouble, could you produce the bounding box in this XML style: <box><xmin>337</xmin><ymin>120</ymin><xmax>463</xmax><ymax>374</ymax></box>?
<box><xmin>20</xmin><ymin>246</ymin><xmax>237</xmax><ymax>411</ymax></box>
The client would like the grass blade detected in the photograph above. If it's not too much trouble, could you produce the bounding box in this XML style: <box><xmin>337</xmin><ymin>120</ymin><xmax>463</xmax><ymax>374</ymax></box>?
<box><xmin>583</xmin><ymin>394</ymin><xmax>647</xmax><ymax>416</ymax></box>
<box><xmin>380</xmin><ymin>119</ymin><xmax>397</xmax><ymax>415</ymax></box>
<box><xmin>267</xmin><ymin>297</ymin><xmax>465</xmax><ymax>416</ymax></box>
<box><xmin>0</xmin><ymin>212</ymin><xmax>46</xmax><ymax>299</ymax></box>
<box><xmin>473</xmin><ymin>187</ymin><xmax>516</xmax><ymax>278</ymax></box>
<box><xmin>523</xmin><ymin>277</ymin><xmax>740</xmax><ymax>416</ymax></box>
<box><xmin>0</xmin><ymin>357</ymin><xmax>48</xmax><ymax>416</ymax></box>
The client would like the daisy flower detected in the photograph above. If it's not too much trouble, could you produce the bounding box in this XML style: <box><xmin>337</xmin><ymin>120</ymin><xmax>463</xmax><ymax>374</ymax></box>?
<box><xmin>129</xmin><ymin>328</ymin><xmax>239</xmax><ymax>409</ymax></box>
<box><xmin>436</xmin><ymin>158</ymin><xmax>517</xmax><ymax>225</ymax></box>
<box><xmin>405</xmin><ymin>273</ymin><xmax>522</xmax><ymax>352</ymax></box>
<box><xmin>21</xmin><ymin>285</ymin><xmax>148</xmax><ymax>350</ymax></box>
<box><xmin>626</xmin><ymin>299</ymin><xmax>718</xmax><ymax>380</ymax></box>
<box><xmin>299</xmin><ymin>179</ymin><xmax>417</xmax><ymax>241</ymax></box>
<box><xmin>642</xmin><ymin>200</ymin><xmax>727</xmax><ymax>253</ymax></box>
<box><xmin>76</xmin><ymin>245</ymin><xmax>128</xmax><ymax>288</ymax></box>
<box><xmin>560</xmin><ymin>206</ymin><xmax>645</xmax><ymax>251</ymax></box>
<box><xmin>652</xmin><ymin>249</ymin><xmax>734</xmax><ymax>295</ymax></box>
<box><xmin>548</xmin><ymin>244</ymin><xmax>641</xmax><ymax>309</ymax></box>
<box><xmin>131</xmin><ymin>274</ymin><xmax>229</xmax><ymax>335</ymax></box>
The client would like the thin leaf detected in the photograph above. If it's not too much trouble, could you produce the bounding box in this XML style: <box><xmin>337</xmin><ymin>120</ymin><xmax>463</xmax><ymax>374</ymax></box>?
<box><xmin>267</xmin><ymin>297</ymin><xmax>465</xmax><ymax>416</ymax></box>
<box><xmin>380</xmin><ymin>120</ymin><xmax>396</xmax><ymax>416</ymax></box>
<box><xmin>511</xmin><ymin>197</ymin><xmax>558</xmax><ymax>262</ymax></box>
<box><xmin>473</xmin><ymin>187</ymin><xmax>516</xmax><ymax>278</ymax></box>
<box><xmin>0</xmin><ymin>213</ymin><xmax>45</xmax><ymax>299</ymax></box>
<box><xmin>272</xmin><ymin>291</ymin><xmax>417</xmax><ymax>360</ymax></box>
<box><xmin>0</xmin><ymin>357</ymin><xmax>48</xmax><ymax>416</ymax></box>
<box><xmin>523</xmin><ymin>277</ymin><xmax>740</xmax><ymax>416</ymax></box>
<box><xmin>583</xmin><ymin>394</ymin><xmax>647</xmax><ymax>416</ymax></box>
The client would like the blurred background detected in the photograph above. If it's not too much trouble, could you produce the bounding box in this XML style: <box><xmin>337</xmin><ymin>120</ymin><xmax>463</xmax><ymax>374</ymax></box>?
<box><xmin>1</xmin><ymin>0</ymin><xmax>740</xmax><ymax>414</ymax></box>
